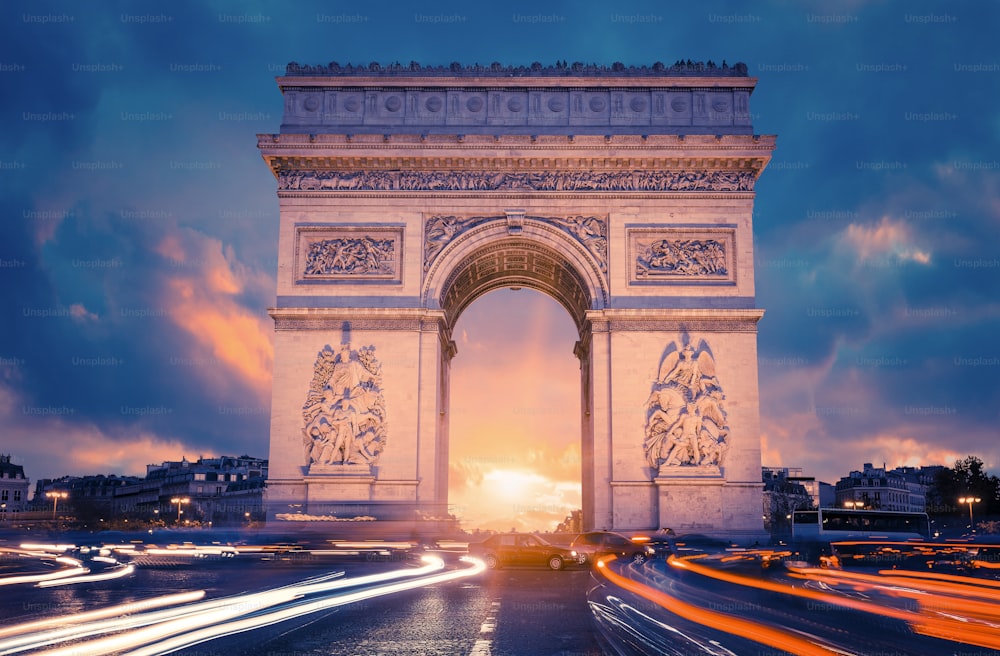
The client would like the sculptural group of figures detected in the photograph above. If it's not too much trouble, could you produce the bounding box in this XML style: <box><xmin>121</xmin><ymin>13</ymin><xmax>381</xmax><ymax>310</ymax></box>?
<box><xmin>302</xmin><ymin>343</ymin><xmax>387</xmax><ymax>467</ymax></box>
<box><xmin>643</xmin><ymin>343</ymin><xmax>729</xmax><ymax>469</ymax></box>
<box><xmin>279</xmin><ymin>170</ymin><xmax>754</xmax><ymax>193</ymax></box>
<box><xmin>636</xmin><ymin>238</ymin><xmax>727</xmax><ymax>277</ymax></box>
<box><xmin>303</xmin><ymin>237</ymin><xmax>395</xmax><ymax>276</ymax></box>
<box><xmin>423</xmin><ymin>214</ymin><xmax>608</xmax><ymax>272</ymax></box>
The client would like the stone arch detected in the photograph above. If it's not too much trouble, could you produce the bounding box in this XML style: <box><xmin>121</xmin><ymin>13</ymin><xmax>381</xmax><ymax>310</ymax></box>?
<box><xmin>422</xmin><ymin>217</ymin><xmax>610</xmax><ymax>332</ymax></box>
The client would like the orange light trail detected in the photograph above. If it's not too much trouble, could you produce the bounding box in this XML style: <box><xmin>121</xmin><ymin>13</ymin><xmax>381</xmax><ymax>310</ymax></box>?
<box><xmin>595</xmin><ymin>556</ymin><xmax>843</xmax><ymax>655</ymax></box>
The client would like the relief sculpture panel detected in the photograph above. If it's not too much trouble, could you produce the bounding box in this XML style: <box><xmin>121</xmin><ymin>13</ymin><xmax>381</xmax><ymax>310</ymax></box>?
<box><xmin>643</xmin><ymin>340</ymin><xmax>730</xmax><ymax>476</ymax></box>
<box><xmin>302</xmin><ymin>340</ymin><xmax>387</xmax><ymax>472</ymax></box>
<box><xmin>295</xmin><ymin>226</ymin><xmax>403</xmax><ymax>284</ymax></box>
<box><xmin>629</xmin><ymin>227</ymin><xmax>735</xmax><ymax>285</ymax></box>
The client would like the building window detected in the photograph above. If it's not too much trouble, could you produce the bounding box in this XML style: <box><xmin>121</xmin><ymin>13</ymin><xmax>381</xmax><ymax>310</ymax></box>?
<box><xmin>1</xmin><ymin>491</ymin><xmax>7</xmax><ymax>501</ymax></box>
<box><xmin>13</xmin><ymin>491</ymin><xmax>20</xmax><ymax>501</ymax></box>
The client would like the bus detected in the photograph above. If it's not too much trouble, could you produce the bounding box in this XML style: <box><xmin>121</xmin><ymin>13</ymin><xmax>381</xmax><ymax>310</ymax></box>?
<box><xmin>791</xmin><ymin>508</ymin><xmax>931</xmax><ymax>541</ymax></box>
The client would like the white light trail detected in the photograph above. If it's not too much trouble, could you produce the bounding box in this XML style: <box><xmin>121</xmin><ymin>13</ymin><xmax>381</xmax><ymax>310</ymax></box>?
<box><xmin>5</xmin><ymin>556</ymin><xmax>480</xmax><ymax>656</ymax></box>
<box><xmin>37</xmin><ymin>564</ymin><xmax>136</xmax><ymax>588</ymax></box>
<box><xmin>0</xmin><ymin>591</ymin><xmax>206</xmax><ymax>640</ymax></box>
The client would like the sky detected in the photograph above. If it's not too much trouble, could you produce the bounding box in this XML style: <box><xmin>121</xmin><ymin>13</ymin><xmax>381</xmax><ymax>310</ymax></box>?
<box><xmin>1</xmin><ymin>0</ymin><xmax>998</xmax><ymax>532</ymax></box>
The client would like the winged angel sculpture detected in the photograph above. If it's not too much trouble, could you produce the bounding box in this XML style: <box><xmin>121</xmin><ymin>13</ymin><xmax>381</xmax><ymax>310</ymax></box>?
<box><xmin>643</xmin><ymin>343</ymin><xmax>729</xmax><ymax>470</ymax></box>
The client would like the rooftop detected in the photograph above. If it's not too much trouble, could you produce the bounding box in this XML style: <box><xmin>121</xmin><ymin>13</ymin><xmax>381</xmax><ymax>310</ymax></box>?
<box><xmin>284</xmin><ymin>60</ymin><xmax>750</xmax><ymax>78</ymax></box>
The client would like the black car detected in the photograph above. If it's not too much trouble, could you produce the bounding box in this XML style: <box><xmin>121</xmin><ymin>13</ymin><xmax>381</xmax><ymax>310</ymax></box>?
<box><xmin>468</xmin><ymin>533</ymin><xmax>583</xmax><ymax>570</ymax></box>
<box><xmin>570</xmin><ymin>531</ymin><xmax>655</xmax><ymax>565</ymax></box>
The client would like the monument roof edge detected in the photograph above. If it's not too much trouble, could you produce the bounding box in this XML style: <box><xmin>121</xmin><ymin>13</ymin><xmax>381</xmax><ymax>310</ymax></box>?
<box><xmin>282</xmin><ymin>61</ymin><xmax>751</xmax><ymax>78</ymax></box>
<box><xmin>277</xmin><ymin>75</ymin><xmax>759</xmax><ymax>90</ymax></box>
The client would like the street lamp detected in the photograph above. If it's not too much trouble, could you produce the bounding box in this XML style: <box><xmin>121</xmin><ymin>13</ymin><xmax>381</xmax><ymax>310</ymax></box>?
<box><xmin>844</xmin><ymin>500</ymin><xmax>860</xmax><ymax>509</ymax></box>
<box><xmin>958</xmin><ymin>496</ymin><xmax>981</xmax><ymax>532</ymax></box>
<box><xmin>46</xmin><ymin>491</ymin><xmax>68</xmax><ymax>519</ymax></box>
<box><xmin>170</xmin><ymin>497</ymin><xmax>190</xmax><ymax>522</ymax></box>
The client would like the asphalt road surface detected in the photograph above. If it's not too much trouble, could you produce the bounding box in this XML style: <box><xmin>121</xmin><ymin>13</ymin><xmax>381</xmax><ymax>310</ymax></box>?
<box><xmin>0</xmin><ymin>553</ymin><xmax>605</xmax><ymax>656</ymax></box>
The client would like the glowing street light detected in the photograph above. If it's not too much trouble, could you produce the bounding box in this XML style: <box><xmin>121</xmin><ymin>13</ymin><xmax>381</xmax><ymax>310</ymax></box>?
<box><xmin>844</xmin><ymin>500</ymin><xmax>861</xmax><ymax>509</ymax></box>
<box><xmin>958</xmin><ymin>496</ymin><xmax>981</xmax><ymax>532</ymax></box>
<box><xmin>46</xmin><ymin>491</ymin><xmax>68</xmax><ymax>519</ymax></box>
<box><xmin>170</xmin><ymin>497</ymin><xmax>190</xmax><ymax>522</ymax></box>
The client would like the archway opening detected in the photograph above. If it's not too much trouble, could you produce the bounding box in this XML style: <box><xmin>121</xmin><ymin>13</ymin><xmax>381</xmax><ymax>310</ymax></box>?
<box><xmin>447</xmin><ymin>287</ymin><xmax>582</xmax><ymax>533</ymax></box>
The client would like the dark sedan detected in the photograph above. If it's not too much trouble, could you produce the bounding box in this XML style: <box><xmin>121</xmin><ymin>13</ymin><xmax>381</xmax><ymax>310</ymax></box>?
<box><xmin>468</xmin><ymin>533</ymin><xmax>584</xmax><ymax>571</ymax></box>
<box><xmin>570</xmin><ymin>530</ymin><xmax>655</xmax><ymax>565</ymax></box>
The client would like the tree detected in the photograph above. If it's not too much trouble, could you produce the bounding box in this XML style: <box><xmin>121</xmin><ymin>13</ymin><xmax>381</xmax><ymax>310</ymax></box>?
<box><xmin>926</xmin><ymin>455</ymin><xmax>1000</xmax><ymax>517</ymax></box>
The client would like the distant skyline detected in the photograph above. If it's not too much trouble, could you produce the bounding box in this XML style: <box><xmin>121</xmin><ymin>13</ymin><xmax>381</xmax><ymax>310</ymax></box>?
<box><xmin>1</xmin><ymin>0</ymin><xmax>998</xmax><ymax>531</ymax></box>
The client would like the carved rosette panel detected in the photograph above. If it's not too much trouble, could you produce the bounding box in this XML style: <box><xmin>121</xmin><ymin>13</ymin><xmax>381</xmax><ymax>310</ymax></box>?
<box><xmin>302</xmin><ymin>341</ymin><xmax>387</xmax><ymax>470</ymax></box>
<box><xmin>278</xmin><ymin>170</ymin><xmax>755</xmax><ymax>193</ymax></box>
<box><xmin>295</xmin><ymin>226</ymin><xmax>402</xmax><ymax>284</ymax></box>
<box><xmin>628</xmin><ymin>227</ymin><xmax>735</xmax><ymax>285</ymax></box>
<box><xmin>423</xmin><ymin>214</ymin><xmax>607</xmax><ymax>274</ymax></box>
<box><xmin>643</xmin><ymin>340</ymin><xmax>729</xmax><ymax>473</ymax></box>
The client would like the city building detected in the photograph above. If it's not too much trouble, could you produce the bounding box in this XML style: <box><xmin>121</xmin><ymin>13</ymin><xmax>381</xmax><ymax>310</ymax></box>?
<box><xmin>0</xmin><ymin>454</ymin><xmax>30</xmax><ymax>520</ymax></box>
<box><xmin>762</xmin><ymin>466</ymin><xmax>834</xmax><ymax>509</ymax></box>
<box><xmin>834</xmin><ymin>463</ymin><xmax>932</xmax><ymax>512</ymax></box>
<box><xmin>134</xmin><ymin>455</ymin><xmax>268</xmax><ymax>524</ymax></box>
<box><xmin>31</xmin><ymin>455</ymin><xmax>268</xmax><ymax>525</ymax></box>
<box><xmin>762</xmin><ymin>467</ymin><xmax>814</xmax><ymax>532</ymax></box>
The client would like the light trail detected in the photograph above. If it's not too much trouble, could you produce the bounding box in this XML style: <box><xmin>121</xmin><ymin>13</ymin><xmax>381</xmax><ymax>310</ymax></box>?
<box><xmin>668</xmin><ymin>551</ymin><xmax>1000</xmax><ymax>652</ymax></box>
<box><xmin>2</xmin><ymin>556</ymin><xmax>481</xmax><ymax>656</ymax></box>
<box><xmin>36</xmin><ymin>564</ymin><xmax>136</xmax><ymax>588</ymax></box>
<box><xmin>595</xmin><ymin>556</ymin><xmax>845</xmax><ymax>655</ymax></box>
<box><xmin>118</xmin><ymin>556</ymin><xmax>486</xmax><ymax>656</ymax></box>
<box><xmin>0</xmin><ymin>556</ymin><xmax>88</xmax><ymax>587</ymax></box>
<box><xmin>0</xmin><ymin>591</ymin><xmax>206</xmax><ymax>640</ymax></box>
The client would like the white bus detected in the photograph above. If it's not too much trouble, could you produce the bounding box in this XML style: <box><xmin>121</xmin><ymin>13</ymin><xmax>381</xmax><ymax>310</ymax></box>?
<box><xmin>791</xmin><ymin>508</ymin><xmax>931</xmax><ymax>541</ymax></box>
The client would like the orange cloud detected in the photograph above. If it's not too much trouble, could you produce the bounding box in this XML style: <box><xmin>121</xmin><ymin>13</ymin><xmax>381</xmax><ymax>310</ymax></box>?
<box><xmin>157</xmin><ymin>232</ymin><xmax>273</xmax><ymax>401</ymax></box>
<box><xmin>154</xmin><ymin>234</ymin><xmax>186</xmax><ymax>263</ymax></box>
<box><xmin>839</xmin><ymin>216</ymin><xmax>931</xmax><ymax>265</ymax></box>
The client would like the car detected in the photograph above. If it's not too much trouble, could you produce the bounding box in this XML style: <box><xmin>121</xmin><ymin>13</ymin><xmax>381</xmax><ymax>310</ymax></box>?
<box><xmin>667</xmin><ymin>533</ymin><xmax>740</xmax><ymax>556</ymax></box>
<box><xmin>467</xmin><ymin>533</ymin><xmax>583</xmax><ymax>571</ymax></box>
<box><xmin>628</xmin><ymin>528</ymin><xmax>676</xmax><ymax>558</ymax></box>
<box><xmin>570</xmin><ymin>531</ymin><xmax>655</xmax><ymax>565</ymax></box>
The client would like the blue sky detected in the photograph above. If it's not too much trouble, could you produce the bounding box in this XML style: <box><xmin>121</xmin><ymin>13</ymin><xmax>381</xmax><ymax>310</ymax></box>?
<box><xmin>1</xmin><ymin>0</ymin><xmax>998</xmax><ymax>530</ymax></box>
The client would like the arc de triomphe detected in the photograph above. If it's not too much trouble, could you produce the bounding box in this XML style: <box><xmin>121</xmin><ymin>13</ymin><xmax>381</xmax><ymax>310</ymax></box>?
<box><xmin>258</xmin><ymin>61</ymin><xmax>775</xmax><ymax>537</ymax></box>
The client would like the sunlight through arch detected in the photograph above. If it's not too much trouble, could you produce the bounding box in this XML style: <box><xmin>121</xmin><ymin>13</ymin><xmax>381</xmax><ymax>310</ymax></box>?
<box><xmin>448</xmin><ymin>288</ymin><xmax>582</xmax><ymax>532</ymax></box>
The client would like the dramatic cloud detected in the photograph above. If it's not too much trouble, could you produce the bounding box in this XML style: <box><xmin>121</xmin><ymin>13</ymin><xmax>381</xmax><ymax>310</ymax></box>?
<box><xmin>1</xmin><ymin>0</ymin><xmax>997</xmax><ymax>532</ymax></box>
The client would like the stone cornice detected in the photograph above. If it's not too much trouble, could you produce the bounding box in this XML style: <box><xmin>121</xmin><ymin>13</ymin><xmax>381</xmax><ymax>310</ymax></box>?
<box><xmin>269</xmin><ymin>307</ymin><xmax>446</xmax><ymax>331</ymax></box>
<box><xmin>585</xmin><ymin>308</ymin><xmax>765</xmax><ymax>333</ymax></box>
<box><xmin>258</xmin><ymin>134</ymin><xmax>777</xmax><ymax>178</ymax></box>
<box><xmin>258</xmin><ymin>133</ymin><xmax>775</xmax><ymax>150</ymax></box>
<box><xmin>281</xmin><ymin>60</ymin><xmax>752</xmax><ymax>81</ymax></box>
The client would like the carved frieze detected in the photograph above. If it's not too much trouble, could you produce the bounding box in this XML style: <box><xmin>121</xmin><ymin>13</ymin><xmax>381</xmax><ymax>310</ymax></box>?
<box><xmin>278</xmin><ymin>170</ymin><xmax>756</xmax><ymax>193</ymax></box>
<box><xmin>628</xmin><ymin>227</ymin><xmax>736</xmax><ymax>285</ymax></box>
<box><xmin>423</xmin><ymin>214</ymin><xmax>607</xmax><ymax>274</ymax></box>
<box><xmin>295</xmin><ymin>225</ymin><xmax>403</xmax><ymax>284</ymax></box>
<box><xmin>302</xmin><ymin>340</ymin><xmax>387</xmax><ymax>471</ymax></box>
<box><xmin>643</xmin><ymin>340</ymin><xmax>729</xmax><ymax>474</ymax></box>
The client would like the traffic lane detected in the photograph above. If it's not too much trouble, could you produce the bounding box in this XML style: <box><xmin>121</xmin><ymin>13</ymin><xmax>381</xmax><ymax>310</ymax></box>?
<box><xmin>476</xmin><ymin>566</ymin><xmax>604</xmax><ymax>656</ymax></box>
<box><xmin>234</xmin><ymin>564</ymin><xmax>603</xmax><ymax>656</ymax></box>
<box><xmin>593</xmin><ymin>555</ymin><xmax>1000</xmax><ymax>656</ymax></box>
<box><xmin>179</xmin><ymin>562</ymin><xmax>496</xmax><ymax>656</ymax></box>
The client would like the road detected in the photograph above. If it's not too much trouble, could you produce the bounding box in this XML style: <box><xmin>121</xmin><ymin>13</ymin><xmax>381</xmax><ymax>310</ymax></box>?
<box><xmin>0</xmin><ymin>549</ymin><xmax>605</xmax><ymax>656</ymax></box>
<box><xmin>254</xmin><ymin>565</ymin><xmax>603</xmax><ymax>656</ymax></box>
